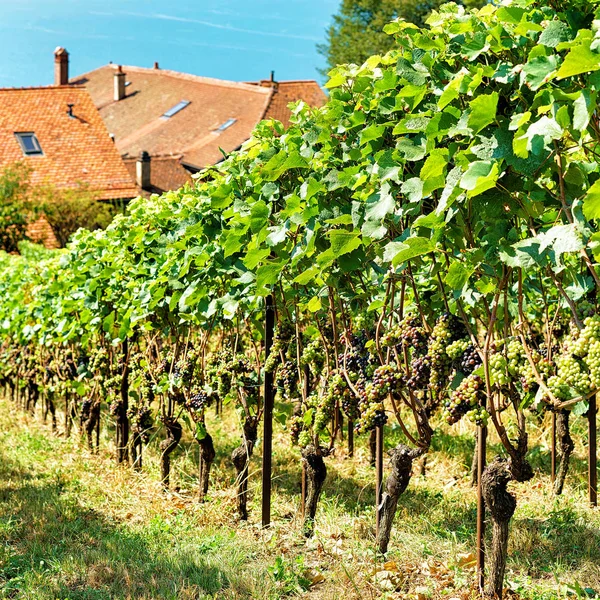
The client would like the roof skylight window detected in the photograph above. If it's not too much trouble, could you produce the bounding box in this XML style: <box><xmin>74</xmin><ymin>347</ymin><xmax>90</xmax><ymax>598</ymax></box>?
<box><xmin>161</xmin><ymin>100</ymin><xmax>190</xmax><ymax>119</ymax></box>
<box><xmin>15</xmin><ymin>132</ymin><xmax>43</xmax><ymax>156</ymax></box>
<box><xmin>217</xmin><ymin>118</ymin><xmax>237</xmax><ymax>131</ymax></box>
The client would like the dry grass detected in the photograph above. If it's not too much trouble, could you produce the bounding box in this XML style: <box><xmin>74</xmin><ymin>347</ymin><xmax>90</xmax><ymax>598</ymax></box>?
<box><xmin>0</xmin><ymin>396</ymin><xmax>598</xmax><ymax>599</ymax></box>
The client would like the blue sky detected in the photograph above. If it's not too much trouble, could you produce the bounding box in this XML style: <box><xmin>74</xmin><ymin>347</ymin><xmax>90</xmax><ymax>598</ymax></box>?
<box><xmin>0</xmin><ymin>0</ymin><xmax>338</xmax><ymax>87</ymax></box>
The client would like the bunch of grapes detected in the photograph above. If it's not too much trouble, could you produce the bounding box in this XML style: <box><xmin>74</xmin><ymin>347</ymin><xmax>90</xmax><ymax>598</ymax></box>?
<box><xmin>136</xmin><ymin>406</ymin><xmax>154</xmax><ymax>442</ymax></box>
<box><xmin>466</xmin><ymin>406</ymin><xmax>489</xmax><ymax>426</ymax></box>
<box><xmin>215</xmin><ymin>361</ymin><xmax>233</xmax><ymax>400</ymax></box>
<box><xmin>289</xmin><ymin>415</ymin><xmax>304</xmax><ymax>445</ymax></box>
<box><xmin>173</xmin><ymin>358</ymin><xmax>194</xmax><ymax>386</ymax></box>
<box><xmin>446</xmin><ymin>339</ymin><xmax>470</xmax><ymax>361</ymax></box>
<box><xmin>584</xmin><ymin>341</ymin><xmax>600</xmax><ymax>388</ymax></box>
<box><xmin>339</xmin><ymin>332</ymin><xmax>372</xmax><ymax>381</ymax></box>
<box><xmin>328</xmin><ymin>371</ymin><xmax>357</xmax><ymax>420</ymax></box>
<box><xmin>370</xmin><ymin>364</ymin><xmax>403</xmax><ymax>401</ymax></box>
<box><xmin>427</xmin><ymin>314</ymin><xmax>465</xmax><ymax>400</ymax></box>
<box><xmin>571</xmin><ymin>315</ymin><xmax>600</xmax><ymax>358</ymax></box>
<box><xmin>505</xmin><ymin>339</ymin><xmax>525</xmax><ymax>377</ymax></box>
<box><xmin>381</xmin><ymin>314</ymin><xmax>426</xmax><ymax>355</ymax></box>
<box><xmin>489</xmin><ymin>352</ymin><xmax>509</xmax><ymax>386</ymax></box>
<box><xmin>406</xmin><ymin>355</ymin><xmax>431</xmax><ymax>391</ymax></box>
<box><xmin>356</xmin><ymin>401</ymin><xmax>387</xmax><ymax>434</ymax></box>
<box><xmin>313</xmin><ymin>381</ymin><xmax>337</xmax><ymax>434</ymax></box>
<box><xmin>188</xmin><ymin>390</ymin><xmax>212</xmax><ymax>413</ymax></box>
<box><xmin>548</xmin><ymin>354</ymin><xmax>591</xmax><ymax>399</ymax></box>
<box><xmin>264</xmin><ymin>321</ymin><xmax>294</xmax><ymax>373</ymax></box>
<box><xmin>578</xmin><ymin>299</ymin><xmax>596</xmax><ymax>320</ymax></box>
<box><xmin>276</xmin><ymin>360</ymin><xmax>299</xmax><ymax>400</ymax></box>
<box><xmin>301</xmin><ymin>339</ymin><xmax>325</xmax><ymax>375</ymax></box>
<box><xmin>444</xmin><ymin>374</ymin><xmax>484</xmax><ymax>425</ymax></box>
<box><xmin>458</xmin><ymin>344</ymin><xmax>481</xmax><ymax>375</ymax></box>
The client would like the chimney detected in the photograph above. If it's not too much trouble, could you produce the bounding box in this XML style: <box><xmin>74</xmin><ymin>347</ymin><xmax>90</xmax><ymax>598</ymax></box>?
<box><xmin>114</xmin><ymin>65</ymin><xmax>126</xmax><ymax>101</ymax></box>
<box><xmin>54</xmin><ymin>47</ymin><xmax>69</xmax><ymax>86</ymax></box>
<box><xmin>67</xmin><ymin>103</ymin><xmax>75</xmax><ymax>118</ymax></box>
<box><xmin>259</xmin><ymin>71</ymin><xmax>277</xmax><ymax>88</ymax></box>
<box><xmin>136</xmin><ymin>151</ymin><xmax>151</xmax><ymax>190</ymax></box>
<box><xmin>153</xmin><ymin>61</ymin><xmax>159</xmax><ymax>69</ymax></box>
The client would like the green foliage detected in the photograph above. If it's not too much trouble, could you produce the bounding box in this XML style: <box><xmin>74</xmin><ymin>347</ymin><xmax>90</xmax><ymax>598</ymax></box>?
<box><xmin>35</xmin><ymin>183</ymin><xmax>116</xmax><ymax>248</ymax></box>
<box><xmin>317</xmin><ymin>0</ymin><xmax>485</xmax><ymax>73</ymax></box>
<box><xmin>0</xmin><ymin>162</ymin><xmax>32</xmax><ymax>253</ymax></box>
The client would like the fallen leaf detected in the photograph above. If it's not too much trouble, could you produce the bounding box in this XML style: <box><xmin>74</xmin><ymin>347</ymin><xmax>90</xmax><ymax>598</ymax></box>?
<box><xmin>456</xmin><ymin>553</ymin><xmax>477</xmax><ymax>569</ymax></box>
<box><xmin>304</xmin><ymin>569</ymin><xmax>325</xmax><ymax>586</ymax></box>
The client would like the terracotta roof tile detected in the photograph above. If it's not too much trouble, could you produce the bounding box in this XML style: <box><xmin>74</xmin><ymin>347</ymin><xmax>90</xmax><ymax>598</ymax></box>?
<box><xmin>73</xmin><ymin>65</ymin><xmax>273</xmax><ymax>171</ymax></box>
<box><xmin>27</xmin><ymin>215</ymin><xmax>59</xmax><ymax>249</ymax></box>
<box><xmin>73</xmin><ymin>66</ymin><xmax>327</xmax><ymax>190</ymax></box>
<box><xmin>253</xmin><ymin>80</ymin><xmax>328</xmax><ymax>128</ymax></box>
<box><xmin>0</xmin><ymin>86</ymin><xmax>137</xmax><ymax>200</ymax></box>
<box><xmin>123</xmin><ymin>156</ymin><xmax>192</xmax><ymax>196</ymax></box>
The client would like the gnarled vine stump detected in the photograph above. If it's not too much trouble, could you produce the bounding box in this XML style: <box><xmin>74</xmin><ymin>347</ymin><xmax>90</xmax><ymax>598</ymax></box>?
<box><xmin>160</xmin><ymin>418</ymin><xmax>182</xmax><ymax>489</ymax></box>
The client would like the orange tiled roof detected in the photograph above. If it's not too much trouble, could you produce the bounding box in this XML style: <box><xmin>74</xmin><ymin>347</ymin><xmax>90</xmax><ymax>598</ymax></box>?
<box><xmin>252</xmin><ymin>80</ymin><xmax>328</xmax><ymax>128</ymax></box>
<box><xmin>27</xmin><ymin>215</ymin><xmax>59</xmax><ymax>249</ymax></box>
<box><xmin>72</xmin><ymin>65</ymin><xmax>327</xmax><ymax>191</ymax></box>
<box><xmin>0</xmin><ymin>86</ymin><xmax>138</xmax><ymax>201</ymax></box>
<box><xmin>72</xmin><ymin>65</ymin><xmax>273</xmax><ymax>170</ymax></box>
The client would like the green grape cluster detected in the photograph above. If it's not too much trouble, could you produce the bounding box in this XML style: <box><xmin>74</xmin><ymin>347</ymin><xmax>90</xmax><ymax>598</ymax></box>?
<box><xmin>548</xmin><ymin>354</ymin><xmax>591</xmax><ymax>399</ymax></box>
<box><xmin>506</xmin><ymin>339</ymin><xmax>524</xmax><ymax>377</ymax></box>
<box><xmin>264</xmin><ymin>321</ymin><xmax>294</xmax><ymax>374</ymax></box>
<box><xmin>301</xmin><ymin>339</ymin><xmax>325</xmax><ymax>375</ymax></box>
<box><xmin>298</xmin><ymin>429</ymin><xmax>312</xmax><ymax>448</ymax></box>
<box><xmin>327</xmin><ymin>371</ymin><xmax>357</xmax><ymax>420</ymax></box>
<box><xmin>578</xmin><ymin>300</ymin><xmax>596</xmax><ymax>320</ymax></box>
<box><xmin>584</xmin><ymin>341</ymin><xmax>600</xmax><ymax>388</ymax></box>
<box><xmin>446</xmin><ymin>339</ymin><xmax>470</xmax><ymax>360</ymax></box>
<box><xmin>489</xmin><ymin>352</ymin><xmax>509</xmax><ymax>386</ymax></box>
<box><xmin>571</xmin><ymin>315</ymin><xmax>600</xmax><ymax>358</ymax></box>
<box><xmin>466</xmin><ymin>406</ymin><xmax>489</xmax><ymax>427</ymax></box>
<box><xmin>173</xmin><ymin>351</ymin><xmax>197</xmax><ymax>386</ymax></box>
<box><xmin>314</xmin><ymin>381</ymin><xmax>337</xmax><ymax>434</ymax></box>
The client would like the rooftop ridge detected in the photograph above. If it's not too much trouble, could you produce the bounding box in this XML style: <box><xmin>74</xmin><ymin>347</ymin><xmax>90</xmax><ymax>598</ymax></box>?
<box><xmin>245</xmin><ymin>79</ymin><xmax>324</xmax><ymax>85</ymax></box>
<box><xmin>76</xmin><ymin>64</ymin><xmax>273</xmax><ymax>95</ymax></box>
<box><xmin>0</xmin><ymin>85</ymin><xmax>86</xmax><ymax>92</ymax></box>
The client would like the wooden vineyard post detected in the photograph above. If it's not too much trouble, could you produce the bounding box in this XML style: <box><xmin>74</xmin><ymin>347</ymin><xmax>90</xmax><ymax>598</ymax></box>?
<box><xmin>375</xmin><ymin>424</ymin><xmax>384</xmax><ymax>537</ymax></box>
<box><xmin>301</xmin><ymin>463</ymin><xmax>307</xmax><ymax>520</ymax></box>
<box><xmin>590</xmin><ymin>394</ymin><xmax>597</xmax><ymax>507</ymax></box>
<box><xmin>551</xmin><ymin>411</ymin><xmax>556</xmax><ymax>485</ymax></box>
<box><xmin>476</xmin><ymin>423</ymin><xmax>487</xmax><ymax>593</ymax></box>
<box><xmin>301</xmin><ymin>364</ymin><xmax>310</xmax><ymax>519</ymax></box>
<box><xmin>261</xmin><ymin>295</ymin><xmax>275</xmax><ymax>528</ymax></box>
<box><xmin>117</xmin><ymin>338</ymin><xmax>130</xmax><ymax>464</ymax></box>
<box><xmin>347</xmin><ymin>419</ymin><xmax>354</xmax><ymax>458</ymax></box>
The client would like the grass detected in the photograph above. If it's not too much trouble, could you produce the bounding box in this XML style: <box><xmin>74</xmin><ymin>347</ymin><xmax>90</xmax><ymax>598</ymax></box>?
<box><xmin>0</xmin><ymin>396</ymin><xmax>598</xmax><ymax>599</ymax></box>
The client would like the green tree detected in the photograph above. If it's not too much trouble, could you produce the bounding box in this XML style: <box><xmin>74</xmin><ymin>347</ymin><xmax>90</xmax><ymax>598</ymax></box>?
<box><xmin>318</xmin><ymin>0</ymin><xmax>484</xmax><ymax>73</ymax></box>
<box><xmin>36</xmin><ymin>184</ymin><xmax>115</xmax><ymax>248</ymax></box>
<box><xmin>0</xmin><ymin>162</ymin><xmax>32</xmax><ymax>253</ymax></box>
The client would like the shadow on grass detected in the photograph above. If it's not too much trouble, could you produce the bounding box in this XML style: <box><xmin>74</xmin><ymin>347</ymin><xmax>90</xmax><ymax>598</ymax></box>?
<box><xmin>509</xmin><ymin>502</ymin><xmax>600</xmax><ymax>577</ymax></box>
<box><xmin>0</xmin><ymin>449</ymin><xmax>241</xmax><ymax>600</ymax></box>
